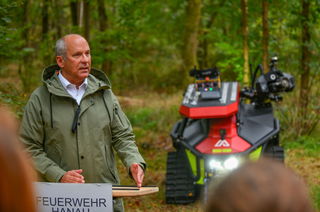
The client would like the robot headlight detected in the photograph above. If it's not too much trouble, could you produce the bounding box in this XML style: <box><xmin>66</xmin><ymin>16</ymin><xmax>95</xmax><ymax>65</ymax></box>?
<box><xmin>223</xmin><ymin>157</ymin><xmax>240</xmax><ymax>170</ymax></box>
<box><xmin>208</xmin><ymin>157</ymin><xmax>240</xmax><ymax>171</ymax></box>
<box><xmin>209</xmin><ymin>160</ymin><xmax>223</xmax><ymax>170</ymax></box>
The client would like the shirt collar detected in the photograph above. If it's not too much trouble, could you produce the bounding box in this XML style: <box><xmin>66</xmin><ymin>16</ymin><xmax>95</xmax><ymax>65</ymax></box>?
<box><xmin>58</xmin><ymin>71</ymin><xmax>88</xmax><ymax>90</ymax></box>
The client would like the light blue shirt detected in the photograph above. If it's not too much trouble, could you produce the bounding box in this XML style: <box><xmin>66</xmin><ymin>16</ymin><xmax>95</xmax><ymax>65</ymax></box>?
<box><xmin>58</xmin><ymin>72</ymin><xmax>88</xmax><ymax>105</ymax></box>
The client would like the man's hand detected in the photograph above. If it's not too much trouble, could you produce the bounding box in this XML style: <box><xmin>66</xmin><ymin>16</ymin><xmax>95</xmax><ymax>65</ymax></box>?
<box><xmin>130</xmin><ymin>163</ymin><xmax>144</xmax><ymax>188</ymax></box>
<box><xmin>60</xmin><ymin>169</ymin><xmax>85</xmax><ymax>183</ymax></box>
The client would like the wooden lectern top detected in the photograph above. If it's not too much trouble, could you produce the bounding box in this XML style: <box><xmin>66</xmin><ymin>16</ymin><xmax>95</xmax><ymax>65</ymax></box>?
<box><xmin>112</xmin><ymin>185</ymin><xmax>159</xmax><ymax>197</ymax></box>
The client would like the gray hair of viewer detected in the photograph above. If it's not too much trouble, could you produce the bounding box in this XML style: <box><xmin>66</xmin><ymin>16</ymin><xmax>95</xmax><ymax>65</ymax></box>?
<box><xmin>205</xmin><ymin>159</ymin><xmax>314</xmax><ymax>212</ymax></box>
<box><xmin>55</xmin><ymin>38</ymin><xmax>66</xmax><ymax>59</ymax></box>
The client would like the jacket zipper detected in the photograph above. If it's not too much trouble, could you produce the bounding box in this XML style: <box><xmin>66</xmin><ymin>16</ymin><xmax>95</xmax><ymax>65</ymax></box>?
<box><xmin>72</xmin><ymin>104</ymin><xmax>81</xmax><ymax>169</ymax></box>
<box><xmin>72</xmin><ymin>105</ymin><xmax>81</xmax><ymax>133</ymax></box>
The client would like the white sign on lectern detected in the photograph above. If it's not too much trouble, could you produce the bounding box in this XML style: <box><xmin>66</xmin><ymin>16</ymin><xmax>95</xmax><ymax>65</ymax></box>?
<box><xmin>35</xmin><ymin>182</ymin><xmax>113</xmax><ymax>212</ymax></box>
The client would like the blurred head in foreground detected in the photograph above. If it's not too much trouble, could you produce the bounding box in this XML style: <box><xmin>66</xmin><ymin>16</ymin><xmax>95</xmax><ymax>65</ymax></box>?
<box><xmin>205</xmin><ymin>159</ymin><xmax>314</xmax><ymax>212</ymax></box>
<box><xmin>0</xmin><ymin>105</ymin><xmax>37</xmax><ymax>212</ymax></box>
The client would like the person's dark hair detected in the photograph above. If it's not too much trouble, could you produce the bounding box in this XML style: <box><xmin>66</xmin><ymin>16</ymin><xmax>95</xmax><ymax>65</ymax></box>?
<box><xmin>205</xmin><ymin>159</ymin><xmax>314</xmax><ymax>212</ymax></box>
<box><xmin>0</xmin><ymin>105</ymin><xmax>37</xmax><ymax>212</ymax></box>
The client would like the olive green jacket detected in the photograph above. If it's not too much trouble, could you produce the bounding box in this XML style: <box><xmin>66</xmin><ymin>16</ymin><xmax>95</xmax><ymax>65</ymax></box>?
<box><xmin>20</xmin><ymin>65</ymin><xmax>146</xmax><ymax>184</ymax></box>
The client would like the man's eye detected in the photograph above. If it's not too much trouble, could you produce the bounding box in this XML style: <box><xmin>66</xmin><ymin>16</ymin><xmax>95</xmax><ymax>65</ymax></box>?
<box><xmin>73</xmin><ymin>53</ymin><xmax>81</xmax><ymax>57</ymax></box>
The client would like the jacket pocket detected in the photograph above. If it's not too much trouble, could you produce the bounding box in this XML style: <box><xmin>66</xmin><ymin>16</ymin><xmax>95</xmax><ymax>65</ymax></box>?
<box><xmin>46</xmin><ymin>143</ymin><xmax>62</xmax><ymax>165</ymax></box>
<box><xmin>104</xmin><ymin>145</ymin><xmax>118</xmax><ymax>183</ymax></box>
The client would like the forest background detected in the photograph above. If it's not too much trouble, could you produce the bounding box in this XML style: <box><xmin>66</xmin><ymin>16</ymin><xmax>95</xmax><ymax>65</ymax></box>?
<box><xmin>0</xmin><ymin>0</ymin><xmax>319</xmax><ymax>211</ymax></box>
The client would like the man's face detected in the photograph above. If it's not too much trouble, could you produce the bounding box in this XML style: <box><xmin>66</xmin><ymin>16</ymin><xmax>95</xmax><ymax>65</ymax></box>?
<box><xmin>56</xmin><ymin>35</ymin><xmax>91</xmax><ymax>86</ymax></box>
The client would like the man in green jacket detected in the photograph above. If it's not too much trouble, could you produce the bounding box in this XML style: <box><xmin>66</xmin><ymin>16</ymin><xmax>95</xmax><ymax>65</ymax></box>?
<box><xmin>20</xmin><ymin>34</ymin><xmax>146</xmax><ymax>211</ymax></box>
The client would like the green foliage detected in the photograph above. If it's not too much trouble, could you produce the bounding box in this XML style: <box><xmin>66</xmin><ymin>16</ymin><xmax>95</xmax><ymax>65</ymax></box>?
<box><xmin>0</xmin><ymin>83</ymin><xmax>27</xmax><ymax>118</ymax></box>
<box><xmin>276</xmin><ymin>81</ymin><xmax>320</xmax><ymax>140</ymax></box>
<box><xmin>0</xmin><ymin>0</ymin><xmax>24</xmax><ymax>61</ymax></box>
<box><xmin>199</xmin><ymin>0</ymin><xmax>244</xmax><ymax>80</ymax></box>
<box><xmin>311</xmin><ymin>185</ymin><xmax>320</xmax><ymax>211</ymax></box>
<box><xmin>89</xmin><ymin>0</ymin><xmax>188</xmax><ymax>90</ymax></box>
<box><xmin>1</xmin><ymin>0</ymin><xmax>319</xmax><ymax>93</ymax></box>
<box><xmin>214</xmin><ymin>42</ymin><xmax>243</xmax><ymax>81</ymax></box>
<box><xmin>284</xmin><ymin>136</ymin><xmax>320</xmax><ymax>157</ymax></box>
<box><xmin>126</xmin><ymin>108</ymin><xmax>157</xmax><ymax>130</ymax></box>
<box><xmin>284</xmin><ymin>133</ymin><xmax>320</xmax><ymax>211</ymax></box>
<box><xmin>125</xmin><ymin>103</ymin><xmax>180</xmax><ymax>142</ymax></box>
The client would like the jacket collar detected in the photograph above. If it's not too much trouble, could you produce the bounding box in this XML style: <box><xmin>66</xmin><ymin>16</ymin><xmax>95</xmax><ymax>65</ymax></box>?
<box><xmin>42</xmin><ymin>64</ymin><xmax>111</xmax><ymax>97</ymax></box>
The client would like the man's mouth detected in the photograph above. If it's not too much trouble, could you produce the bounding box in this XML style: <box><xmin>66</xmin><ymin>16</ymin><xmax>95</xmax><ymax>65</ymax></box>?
<box><xmin>79</xmin><ymin>67</ymin><xmax>89</xmax><ymax>71</ymax></box>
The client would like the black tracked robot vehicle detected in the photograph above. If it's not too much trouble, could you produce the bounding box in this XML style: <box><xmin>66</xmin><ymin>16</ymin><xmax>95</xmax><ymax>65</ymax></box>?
<box><xmin>165</xmin><ymin>57</ymin><xmax>295</xmax><ymax>204</ymax></box>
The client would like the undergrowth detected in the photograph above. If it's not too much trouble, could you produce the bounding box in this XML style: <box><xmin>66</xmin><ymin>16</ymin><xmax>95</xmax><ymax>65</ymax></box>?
<box><xmin>284</xmin><ymin>136</ymin><xmax>320</xmax><ymax>157</ymax></box>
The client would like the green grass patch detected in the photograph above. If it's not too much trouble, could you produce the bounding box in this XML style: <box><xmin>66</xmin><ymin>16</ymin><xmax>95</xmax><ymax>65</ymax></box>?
<box><xmin>311</xmin><ymin>185</ymin><xmax>320</xmax><ymax>211</ymax></box>
<box><xmin>284</xmin><ymin>136</ymin><xmax>320</xmax><ymax>157</ymax></box>
<box><xmin>126</xmin><ymin>107</ymin><xmax>158</xmax><ymax>130</ymax></box>
<box><xmin>125</xmin><ymin>104</ymin><xmax>180</xmax><ymax>136</ymax></box>
<box><xmin>285</xmin><ymin>135</ymin><xmax>320</xmax><ymax>211</ymax></box>
<box><xmin>0</xmin><ymin>92</ymin><xmax>27</xmax><ymax>118</ymax></box>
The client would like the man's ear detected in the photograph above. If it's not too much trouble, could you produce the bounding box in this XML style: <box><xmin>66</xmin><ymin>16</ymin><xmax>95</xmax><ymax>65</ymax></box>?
<box><xmin>56</xmin><ymin>56</ymin><xmax>64</xmax><ymax>68</ymax></box>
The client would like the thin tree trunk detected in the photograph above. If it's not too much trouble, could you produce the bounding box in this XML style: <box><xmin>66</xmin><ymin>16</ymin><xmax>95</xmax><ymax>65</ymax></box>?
<box><xmin>41</xmin><ymin>0</ymin><xmax>49</xmax><ymax>41</ymax></box>
<box><xmin>22</xmin><ymin>0</ymin><xmax>29</xmax><ymax>53</ymax></box>
<box><xmin>41</xmin><ymin>0</ymin><xmax>52</xmax><ymax>64</ymax></box>
<box><xmin>53</xmin><ymin>0</ymin><xmax>62</xmax><ymax>39</ymax></box>
<box><xmin>97</xmin><ymin>0</ymin><xmax>112</xmax><ymax>74</ymax></box>
<box><xmin>20</xmin><ymin>0</ymin><xmax>31</xmax><ymax>92</ymax></box>
<box><xmin>241</xmin><ymin>0</ymin><xmax>249</xmax><ymax>86</ymax></box>
<box><xmin>299</xmin><ymin>0</ymin><xmax>311</xmax><ymax>133</ymax></box>
<box><xmin>198</xmin><ymin>10</ymin><xmax>217</xmax><ymax>69</ymax></box>
<box><xmin>198</xmin><ymin>34</ymin><xmax>208</xmax><ymax>69</ymax></box>
<box><xmin>198</xmin><ymin>1</ymin><xmax>226</xmax><ymax>69</ymax></box>
<box><xmin>181</xmin><ymin>0</ymin><xmax>202</xmax><ymax>85</ymax></box>
<box><xmin>70</xmin><ymin>0</ymin><xmax>79</xmax><ymax>26</ymax></box>
<box><xmin>203</xmin><ymin>10</ymin><xmax>218</xmax><ymax>68</ymax></box>
<box><xmin>79</xmin><ymin>0</ymin><xmax>84</xmax><ymax>28</ymax></box>
<box><xmin>83</xmin><ymin>0</ymin><xmax>90</xmax><ymax>41</ymax></box>
<box><xmin>262</xmin><ymin>0</ymin><xmax>269</xmax><ymax>73</ymax></box>
<box><xmin>97</xmin><ymin>0</ymin><xmax>108</xmax><ymax>31</ymax></box>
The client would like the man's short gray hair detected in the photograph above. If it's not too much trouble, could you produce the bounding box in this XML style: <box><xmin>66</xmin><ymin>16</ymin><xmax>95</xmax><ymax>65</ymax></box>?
<box><xmin>55</xmin><ymin>38</ymin><xmax>67</xmax><ymax>59</ymax></box>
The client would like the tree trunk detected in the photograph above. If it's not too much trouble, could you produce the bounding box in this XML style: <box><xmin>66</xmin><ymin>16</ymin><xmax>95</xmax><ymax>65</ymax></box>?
<box><xmin>41</xmin><ymin>0</ymin><xmax>53</xmax><ymax>64</ymax></box>
<box><xmin>262</xmin><ymin>0</ymin><xmax>269</xmax><ymax>73</ymax></box>
<box><xmin>79</xmin><ymin>0</ymin><xmax>84</xmax><ymax>28</ymax></box>
<box><xmin>20</xmin><ymin>0</ymin><xmax>32</xmax><ymax>92</ymax></box>
<box><xmin>53</xmin><ymin>0</ymin><xmax>62</xmax><ymax>39</ymax></box>
<box><xmin>97</xmin><ymin>0</ymin><xmax>112</xmax><ymax>75</ymax></box>
<box><xmin>181</xmin><ymin>0</ymin><xmax>202</xmax><ymax>85</ymax></box>
<box><xmin>198</xmin><ymin>9</ymin><xmax>217</xmax><ymax>69</ymax></box>
<box><xmin>198</xmin><ymin>1</ymin><xmax>226</xmax><ymax>69</ymax></box>
<box><xmin>41</xmin><ymin>0</ymin><xmax>49</xmax><ymax>41</ymax></box>
<box><xmin>70</xmin><ymin>0</ymin><xmax>79</xmax><ymax>26</ymax></box>
<box><xmin>241</xmin><ymin>0</ymin><xmax>249</xmax><ymax>86</ymax></box>
<box><xmin>83</xmin><ymin>0</ymin><xmax>90</xmax><ymax>41</ymax></box>
<box><xmin>97</xmin><ymin>0</ymin><xmax>108</xmax><ymax>31</ymax></box>
<box><xmin>22</xmin><ymin>0</ymin><xmax>29</xmax><ymax>52</ymax></box>
<box><xmin>198</xmin><ymin>32</ymin><xmax>208</xmax><ymax>69</ymax></box>
<box><xmin>299</xmin><ymin>0</ymin><xmax>311</xmax><ymax>133</ymax></box>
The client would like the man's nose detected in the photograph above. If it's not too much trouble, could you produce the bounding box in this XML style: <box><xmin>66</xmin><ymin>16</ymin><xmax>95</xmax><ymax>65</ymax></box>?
<box><xmin>81</xmin><ymin>54</ymin><xmax>90</xmax><ymax>63</ymax></box>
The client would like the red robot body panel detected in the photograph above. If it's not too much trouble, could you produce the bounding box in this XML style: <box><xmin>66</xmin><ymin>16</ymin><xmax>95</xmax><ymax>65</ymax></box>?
<box><xmin>179</xmin><ymin>101</ymin><xmax>238</xmax><ymax>119</ymax></box>
<box><xmin>195</xmin><ymin>115</ymin><xmax>251</xmax><ymax>154</ymax></box>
